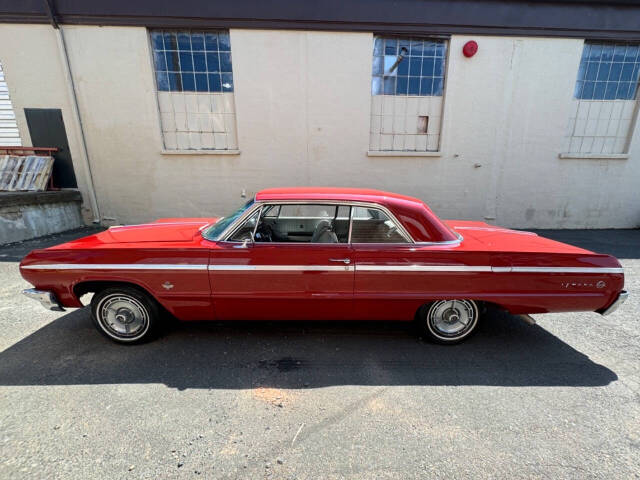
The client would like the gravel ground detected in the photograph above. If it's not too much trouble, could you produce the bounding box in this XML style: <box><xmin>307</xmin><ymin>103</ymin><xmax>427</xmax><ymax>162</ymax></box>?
<box><xmin>0</xmin><ymin>228</ymin><xmax>638</xmax><ymax>479</ymax></box>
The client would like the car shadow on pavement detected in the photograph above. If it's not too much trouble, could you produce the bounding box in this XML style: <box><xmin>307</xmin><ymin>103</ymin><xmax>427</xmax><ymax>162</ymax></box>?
<box><xmin>0</xmin><ymin>306</ymin><xmax>616</xmax><ymax>390</ymax></box>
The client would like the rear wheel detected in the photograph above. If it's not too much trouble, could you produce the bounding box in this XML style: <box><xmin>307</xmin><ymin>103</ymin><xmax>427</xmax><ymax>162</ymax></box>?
<box><xmin>419</xmin><ymin>299</ymin><xmax>480</xmax><ymax>344</ymax></box>
<box><xmin>91</xmin><ymin>286</ymin><xmax>160</xmax><ymax>344</ymax></box>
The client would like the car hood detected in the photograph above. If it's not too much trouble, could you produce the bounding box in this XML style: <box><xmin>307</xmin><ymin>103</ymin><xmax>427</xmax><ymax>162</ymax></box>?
<box><xmin>56</xmin><ymin>218</ymin><xmax>221</xmax><ymax>246</ymax></box>
<box><xmin>102</xmin><ymin>218</ymin><xmax>221</xmax><ymax>243</ymax></box>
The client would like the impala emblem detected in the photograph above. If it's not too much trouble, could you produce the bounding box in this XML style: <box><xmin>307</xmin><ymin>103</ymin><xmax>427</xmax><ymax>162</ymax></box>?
<box><xmin>162</xmin><ymin>281</ymin><xmax>174</xmax><ymax>290</ymax></box>
<box><xmin>596</xmin><ymin>281</ymin><xmax>606</xmax><ymax>289</ymax></box>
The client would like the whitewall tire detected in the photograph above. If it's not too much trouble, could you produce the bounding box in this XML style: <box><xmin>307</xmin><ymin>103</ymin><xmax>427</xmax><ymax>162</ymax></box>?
<box><xmin>420</xmin><ymin>299</ymin><xmax>480</xmax><ymax>344</ymax></box>
<box><xmin>91</xmin><ymin>286</ymin><xmax>160</xmax><ymax>344</ymax></box>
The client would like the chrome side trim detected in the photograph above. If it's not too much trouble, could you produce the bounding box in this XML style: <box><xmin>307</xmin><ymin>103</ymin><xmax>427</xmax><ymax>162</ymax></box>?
<box><xmin>109</xmin><ymin>221</ymin><xmax>209</xmax><ymax>230</ymax></box>
<box><xmin>601</xmin><ymin>290</ymin><xmax>629</xmax><ymax>315</ymax></box>
<box><xmin>509</xmin><ymin>267</ymin><xmax>624</xmax><ymax>274</ymax></box>
<box><xmin>22</xmin><ymin>263</ymin><xmax>623</xmax><ymax>274</ymax></box>
<box><xmin>23</xmin><ymin>289</ymin><xmax>65</xmax><ymax>311</ymax></box>
<box><xmin>412</xmin><ymin>233</ymin><xmax>464</xmax><ymax>247</ymax></box>
<box><xmin>356</xmin><ymin>264</ymin><xmax>491</xmax><ymax>272</ymax></box>
<box><xmin>357</xmin><ymin>265</ymin><xmax>622</xmax><ymax>274</ymax></box>
<box><xmin>209</xmin><ymin>265</ymin><xmax>354</xmax><ymax>272</ymax></box>
<box><xmin>453</xmin><ymin>226</ymin><xmax>537</xmax><ymax>236</ymax></box>
<box><xmin>22</xmin><ymin>264</ymin><xmax>208</xmax><ymax>271</ymax></box>
<box><xmin>22</xmin><ymin>263</ymin><xmax>623</xmax><ymax>275</ymax></box>
<box><xmin>491</xmin><ymin>266</ymin><xmax>512</xmax><ymax>273</ymax></box>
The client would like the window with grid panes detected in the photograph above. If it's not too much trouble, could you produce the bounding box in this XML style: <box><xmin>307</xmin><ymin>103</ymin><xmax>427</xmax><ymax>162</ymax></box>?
<box><xmin>369</xmin><ymin>37</ymin><xmax>448</xmax><ymax>153</ymax></box>
<box><xmin>564</xmin><ymin>42</ymin><xmax>640</xmax><ymax>155</ymax></box>
<box><xmin>150</xmin><ymin>30</ymin><xmax>238</xmax><ymax>151</ymax></box>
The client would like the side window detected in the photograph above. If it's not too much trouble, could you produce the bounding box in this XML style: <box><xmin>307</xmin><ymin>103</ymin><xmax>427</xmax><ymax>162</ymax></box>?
<box><xmin>254</xmin><ymin>204</ymin><xmax>350</xmax><ymax>243</ymax></box>
<box><xmin>227</xmin><ymin>209</ymin><xmax>260</xmax><ymax>242</ymax></box>
<box><xmin>350</xmin><ymin>206</ymin><xmax>408</xmax><ymax>243</ymax></box>
<box><xmin>262</xmin><ymin>205</ymin><xmax>281</xmax><ymax>218</ymax></box>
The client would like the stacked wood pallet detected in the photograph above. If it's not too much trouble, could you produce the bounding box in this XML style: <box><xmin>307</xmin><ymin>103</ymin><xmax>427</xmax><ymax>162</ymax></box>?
<box><xmin>0</xmin><ymin>155</ymin><xmax>54</xmax><ymax>191</ymax></box>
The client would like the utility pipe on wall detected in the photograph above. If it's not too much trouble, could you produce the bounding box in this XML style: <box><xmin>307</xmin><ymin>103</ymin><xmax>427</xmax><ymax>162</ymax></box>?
<box><xmin>45</xmin><ymin>0</ymin><xmax>101</xmax><ymax>223</ymax></box>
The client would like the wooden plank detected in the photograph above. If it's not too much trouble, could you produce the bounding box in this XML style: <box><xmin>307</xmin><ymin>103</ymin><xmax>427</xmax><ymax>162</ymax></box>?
<box><xmin>0</xmin><ymin>155</ymin><xmax>53</xmax><ymax>191</ymax></box>
<box><xmin>1</xmin><ymin>155</ymin><xmax>20</xmax><ymax>191</ymax></box>
<box><xmin>15</xmin><ymin>156</ymin><xmax>34</xmax><ymax>190</ymax></box>
<box><xmin>30</xmin><ymin>156</ymin><xmax>53</xmax><ymax>191</ymax></box>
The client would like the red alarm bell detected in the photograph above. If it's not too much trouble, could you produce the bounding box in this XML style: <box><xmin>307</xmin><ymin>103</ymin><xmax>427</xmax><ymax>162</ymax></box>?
<box><xmin>463</xmin><ymin>40</ymin><xmax>478</xmax><ymax>58</ymax></box>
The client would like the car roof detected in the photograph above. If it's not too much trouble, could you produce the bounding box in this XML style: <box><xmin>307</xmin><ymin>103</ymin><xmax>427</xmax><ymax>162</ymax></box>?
<box><xmin>255</xmin><ymin>187</ymin><xmax>424</xmax><ymax>205</ymax></box>
<box><xmin>254</xmin><ymin>187</ymin><xmax>458</xmax><ymax>243</ymax></box>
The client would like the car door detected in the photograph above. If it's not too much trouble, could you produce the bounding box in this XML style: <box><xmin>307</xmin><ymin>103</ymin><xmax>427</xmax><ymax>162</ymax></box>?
<box><xmin>351</xmin><ymin>205</ymin><xmax>491</xmax><ymax>321</ymax></box>
<box><xmin>208</xmin><ymin>203</ymin><xmax>355</xmax><ymax>320</ymax></box>
<box><xmin>349</xmin><ymin>205</ymin><xmax>419</xmax><ymax>320</ymax></box>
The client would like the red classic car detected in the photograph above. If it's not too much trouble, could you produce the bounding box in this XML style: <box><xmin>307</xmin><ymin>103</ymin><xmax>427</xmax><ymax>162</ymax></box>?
<box><xmin>20</xmin><ymin>187</ymin><xmax>627</xmax><ymax>345</ymax></box>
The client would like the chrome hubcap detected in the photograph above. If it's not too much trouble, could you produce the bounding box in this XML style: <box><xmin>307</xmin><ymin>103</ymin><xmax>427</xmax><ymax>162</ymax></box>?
<box><xmin>428</xmin><ymin>300</ymin><xmax>477</xmax><ymax>338</ymax></box>
<box><xmin>98</xmin><ymin>295</ymin><xmax>148</xmax><ymax>338</ymax></box>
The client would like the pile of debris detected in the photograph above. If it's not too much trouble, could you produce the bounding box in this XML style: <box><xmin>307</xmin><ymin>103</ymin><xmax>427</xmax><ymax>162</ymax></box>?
<box><xmin>0</xmin><ymin>147</ymin><xmax>55</xmax><ymax>192</ymax></box>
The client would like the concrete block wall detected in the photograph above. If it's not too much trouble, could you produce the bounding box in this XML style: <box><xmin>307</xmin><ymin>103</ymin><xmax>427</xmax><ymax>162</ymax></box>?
<box><xmin>0</xmin><ymin>191</ymin><xmax>84</xmax><ymax>244</ymax></box>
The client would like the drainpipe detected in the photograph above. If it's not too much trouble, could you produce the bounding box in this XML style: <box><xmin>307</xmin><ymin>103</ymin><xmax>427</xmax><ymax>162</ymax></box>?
<box><xmin>44</xmin><ymin>0</ymin><xmax>101</xmax><ymax>223</ymax></box>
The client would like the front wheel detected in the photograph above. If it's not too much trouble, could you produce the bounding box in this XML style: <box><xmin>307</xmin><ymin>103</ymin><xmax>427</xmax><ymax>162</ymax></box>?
<box><xmin>91</xmin><ymin>286</ymin><xmax>160</xmax><ymax>344</ymax></box>
<box><xmin>418</xmin><ymin>299</ymin><xmax>480</xmax><ymax>344</ymax></box>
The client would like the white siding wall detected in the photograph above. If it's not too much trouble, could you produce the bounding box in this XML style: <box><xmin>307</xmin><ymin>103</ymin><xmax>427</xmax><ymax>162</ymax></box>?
<box><xmin>0</xmin><ymin>61</ymin><xmax>21</xmax><ymax>146</ymax></box>
<box><xmin>0</xmin><ymin>25</ymin><xmax>638</xmax><ymax>228</ymax></box>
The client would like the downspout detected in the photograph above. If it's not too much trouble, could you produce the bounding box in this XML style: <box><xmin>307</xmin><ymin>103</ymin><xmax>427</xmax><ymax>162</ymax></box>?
<box><xmin>44</xmin><ymin>0</ymin><xmax>101</xmax><ymax>223</ymax></box>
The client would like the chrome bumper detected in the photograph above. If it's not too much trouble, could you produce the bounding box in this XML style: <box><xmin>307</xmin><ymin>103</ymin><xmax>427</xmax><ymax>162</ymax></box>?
<box><xmin>22</xmin><ymin>289</ymin><xmax>65</xmax><ymax>312</ymax></box>
<box><xmin>601</xmin><ymin>290</ymin><xmax>628</xmax><ymax>316</ymax></box>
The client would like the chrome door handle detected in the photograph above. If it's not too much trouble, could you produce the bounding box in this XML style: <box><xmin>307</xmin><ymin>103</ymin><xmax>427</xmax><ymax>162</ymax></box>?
<box><xmin>329</xmin><ymin>258</ymin><xmax>351</xmax><ymax>265</ymax></box>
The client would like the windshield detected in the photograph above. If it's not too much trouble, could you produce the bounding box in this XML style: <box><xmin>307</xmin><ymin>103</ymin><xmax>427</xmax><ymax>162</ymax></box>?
<box><xmin>202</xmin><ymin>200</ymin><xmax>254</xmax><ymax>240</ymax></box>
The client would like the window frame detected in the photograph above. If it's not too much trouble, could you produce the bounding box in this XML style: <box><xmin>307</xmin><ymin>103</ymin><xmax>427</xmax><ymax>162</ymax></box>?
<box><xmin>214</xmin><ymin>200</ymin><xmax>414</xmax><ymax>245</ymax></box>
<box><xmin>562</xmin><ymin>40</ymin><xmax>640</xmax><ymax>158</ymax></box>
<box><xmin>368</xmin><ymin>34</ymin><xmax>450</xmax><ymax>156</ymax></box>
<box><xmin>227</xmin><ymin>206</ymin><xmax>263</xmax><ymax>242</ymax></box>
<box><xmin>149</xmin><ymin>29</ymin><xmax>235</xmax><ymax>94</ymax></box>
<box><xmin>148</xmin><ymin>28</ymin><xmax>239</xmax><ymax>153</ymax></box>
<box><xmin>573</xmin><ymin>41</ymin><xmax>640</xmax><ymax>101</ymax></box>
<box><xmin>371</xmin><ymin>35</ymin><xmax>449</xmax><ymax>97</ymax></box>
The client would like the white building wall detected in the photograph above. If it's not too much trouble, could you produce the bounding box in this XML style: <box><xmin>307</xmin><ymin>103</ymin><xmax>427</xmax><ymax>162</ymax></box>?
<box><xmin>0</xmin><ymin>24</ymin><xmax>93</xmax><ymax>221</ymax></box>
<box><xmin>0</xmin><ymin>25</ymin><xmax>638</xmax><ymax>228</ymax></box>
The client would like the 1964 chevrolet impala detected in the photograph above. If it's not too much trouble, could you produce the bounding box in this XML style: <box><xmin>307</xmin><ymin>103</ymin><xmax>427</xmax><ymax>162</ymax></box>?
<box><xmin>20</xmin><ymin>187</ymin><xmax>627</xmax><ymax>345</ymax></box>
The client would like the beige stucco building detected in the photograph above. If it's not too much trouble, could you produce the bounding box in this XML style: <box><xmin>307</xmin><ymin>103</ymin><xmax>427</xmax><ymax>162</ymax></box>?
<box><xmin>1</xmin><ymin>0</ymin><xmax>639</xmax><ymax>229</ymax></box>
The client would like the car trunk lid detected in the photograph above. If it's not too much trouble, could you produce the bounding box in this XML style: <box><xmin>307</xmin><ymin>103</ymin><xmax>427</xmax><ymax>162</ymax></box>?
<box><xmin>445</xmin><ymin>220</ymin><xmax>593</xmax><ymax>254</ymax></box>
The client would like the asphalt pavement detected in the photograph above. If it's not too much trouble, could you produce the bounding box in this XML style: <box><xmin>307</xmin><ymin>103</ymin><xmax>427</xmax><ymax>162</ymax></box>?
<box><xmin>0</xmin><ymin>228</ymin><xmax>638</xmax><ymax>479</ymax></box>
